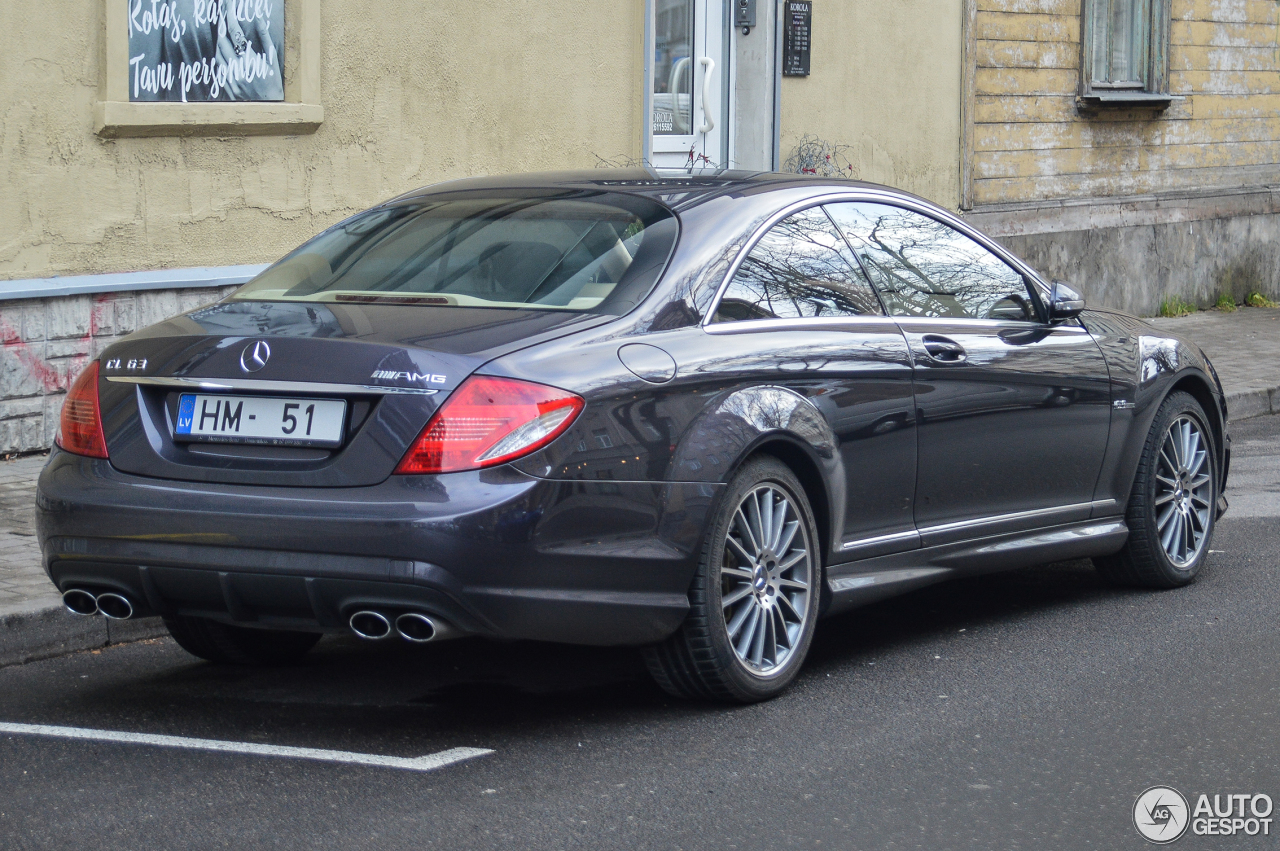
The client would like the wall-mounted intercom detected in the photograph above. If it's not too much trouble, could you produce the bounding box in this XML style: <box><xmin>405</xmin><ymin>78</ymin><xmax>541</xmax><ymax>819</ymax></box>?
<box><xmin>735</xmin><ymin>0</ymin><xmax>757</xmax><ymax>34</ymax></box>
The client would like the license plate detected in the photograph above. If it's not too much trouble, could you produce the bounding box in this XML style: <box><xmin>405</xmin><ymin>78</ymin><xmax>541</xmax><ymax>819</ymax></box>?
<box><xmin>175</xmin><ymin>394</ymin><xmax>347</xmax><ymax>447</ymax></box>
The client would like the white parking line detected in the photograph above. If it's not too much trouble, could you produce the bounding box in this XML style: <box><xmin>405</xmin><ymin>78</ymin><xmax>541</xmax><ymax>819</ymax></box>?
<box><xmin>0</xmin><ymin>722</ymin><xmax>493</xmax><ymax>773</ymax></box>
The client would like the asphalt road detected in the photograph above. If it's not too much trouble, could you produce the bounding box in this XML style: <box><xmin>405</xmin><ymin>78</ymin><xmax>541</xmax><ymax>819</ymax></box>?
<box><xmin>3</xmin><ymin>417</ymin><xmax>1280</xmax><ymax>850</ymax></box>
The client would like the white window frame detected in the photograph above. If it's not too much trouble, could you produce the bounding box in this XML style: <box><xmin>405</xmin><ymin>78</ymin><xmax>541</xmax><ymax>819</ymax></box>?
<box><xmin>643</xmin><ymin>0</ymin><xmax>731</xmax><ymax>171</ymax></box>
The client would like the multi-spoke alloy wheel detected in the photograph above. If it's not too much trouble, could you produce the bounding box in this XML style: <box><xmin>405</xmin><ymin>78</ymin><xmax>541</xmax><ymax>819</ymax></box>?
<box><xmin>720</xmin><ymin>485</ymin><xmax>813</xmax><ymax>675</ymax></box>
<box><xmin>1154</xmin><ymin>415</ymin><xmax>1213</xmax><ymax>567</ymax></box>
<box><xmin>644</xmin><ymin>456</ymin><xmax>821</xmax><ymax>702</ymax></box>
<box><xmin>1094</xmin><ymin>391</ymin><xmax>1218</xmax><ymax>589</ymax></box>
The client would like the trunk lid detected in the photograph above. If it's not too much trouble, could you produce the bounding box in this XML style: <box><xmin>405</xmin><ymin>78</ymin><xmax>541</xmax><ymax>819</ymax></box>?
<box><xmin>99</xmin><ymin>300</ymin><xmax>607</xmax><ymax>486</ymax></box>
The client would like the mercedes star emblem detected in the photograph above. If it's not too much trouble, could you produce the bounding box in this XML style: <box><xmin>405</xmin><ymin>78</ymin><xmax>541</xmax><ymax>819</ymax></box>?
<box><xmin>240</xmin><ymin>340</ymin><xmax>271</xmax><ymax>373</ymax></box>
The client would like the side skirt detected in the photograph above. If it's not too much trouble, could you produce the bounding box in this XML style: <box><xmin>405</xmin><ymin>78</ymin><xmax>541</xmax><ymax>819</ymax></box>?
<box><xmin>822</xmin><ymin>518</ymin><xmax>1129</xmax><ymax>617</ymax></box>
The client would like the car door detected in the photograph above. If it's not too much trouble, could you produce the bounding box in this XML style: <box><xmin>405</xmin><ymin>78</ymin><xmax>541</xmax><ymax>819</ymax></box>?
<box><xmin>825</xmin><ymin>201</ymin><xmax>1112</xmax><ymax>545</ymax></box>
<box><xmin>702</xmin><ymin>204</ymin><xmax>919</xmax><ymax>558</ymax></box>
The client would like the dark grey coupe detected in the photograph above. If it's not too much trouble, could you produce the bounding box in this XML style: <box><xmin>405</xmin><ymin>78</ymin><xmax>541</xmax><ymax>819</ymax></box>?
<box><xmin>37</xmin><ymin>171</ymin><xmax>1229</xmax><ymax>702</ymax></box>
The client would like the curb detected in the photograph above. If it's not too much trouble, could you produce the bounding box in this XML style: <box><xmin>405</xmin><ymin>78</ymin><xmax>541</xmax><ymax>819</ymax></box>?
<box><xmin>0</xmin><ymin>599</ymin><xmax>167</xmax><ymax>668</ymax></box>
<box><xmin>1227</xmin><ymin>387</ymin><xmax>1280</xmax><ymax>421</ymax></box>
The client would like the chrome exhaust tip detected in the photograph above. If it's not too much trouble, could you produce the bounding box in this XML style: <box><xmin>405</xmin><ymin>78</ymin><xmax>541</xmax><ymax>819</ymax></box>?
<box><xmin>348</xmin><ymin>610</ymin><xmax>392</xmax><ymax>640</ymax></box>
<box><xmin>62</xmin><ymin>589</ymin><xmax>99</xmax><ymax>616</ymax></box>
<box><xmin>95</xmin><ymin>593</ymin><xmax>134</xmax><ymax>620</ymax></box>
<box><xmin>395</xmin><ymin>613</ymin><xmax>438</xmax><ymax>643</ymax></box>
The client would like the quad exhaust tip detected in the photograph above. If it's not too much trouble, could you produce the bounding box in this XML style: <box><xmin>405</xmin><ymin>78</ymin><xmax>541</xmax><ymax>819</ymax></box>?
<box><xmin>395</xmin><ymin>613</ymin><xmax>438</xmax><ymax>643</ymax></box>
<box><xmin>62</xmin><ymin>589</ymin><xmax>99</xmax><ymax>617</ymax></box>
<box><xmin>63</xmin><ymin>589</ymin><xmax>135</xmax><ymax>619</ymax></box>
<box><xmin>96</xmin><ymin>593</ymin><xmax>134</xmax><ymax>620</ymax></box>
<box><xmin>348</xmin><ymin>610</ymin><xmax>392</xmax><ymax>640</ymax></box>
<box><xmin>348</xmin><ymin>610</ymin><xmax>447</xmax><ymax>642</ymax></box>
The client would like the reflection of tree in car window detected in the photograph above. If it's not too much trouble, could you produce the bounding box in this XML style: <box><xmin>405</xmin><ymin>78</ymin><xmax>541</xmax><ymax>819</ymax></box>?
<box><xmin>714</xmin><ymin>207</ymin><xmax>883</xmax><ymax>323</ymax></box>
<box><xmin>825</xmin><ymin>203</ymin><xmax>1034</xmax><ymax>322</ymax></box>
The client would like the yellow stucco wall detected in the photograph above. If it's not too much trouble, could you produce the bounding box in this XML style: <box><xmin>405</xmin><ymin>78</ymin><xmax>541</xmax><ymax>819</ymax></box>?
<box><xmin>0</xmin><ymin>1</ymin><xmax>645</xmax><ymax>281</ymax></box>
<box><xmin>1</xmin><ymin>0</ymin><xmax>967</xmax><ymax>281</ymax></box>
<box><xmin>779</xmin><ymin>0</ymin><xmax>964</xmax><ymax>209</ymax></box>
<box><xmin>973</xmin><ymin>0</ymin><xmax>1280</xmax><ymax>205</ymax></box>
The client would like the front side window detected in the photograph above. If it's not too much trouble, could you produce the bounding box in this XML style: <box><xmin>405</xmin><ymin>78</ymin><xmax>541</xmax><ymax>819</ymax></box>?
<box><xmin>826</xmin><ymin>203</ymin><xmax>1039</xmax><ymax>323</ymax></box>
<box><xmin>1082</xmin><ymin>0</ymin><xmax>1170</xmax><ymax>96</ymax></box>
<box><xmin>712</xmin><ymin>207</ymin><xmax>883</xmax><ymax>323</ymax></box>
<box><xmin>231</xmin><ymin>192</ymin><xmax>678</xmax><ymax>314</ymax></box>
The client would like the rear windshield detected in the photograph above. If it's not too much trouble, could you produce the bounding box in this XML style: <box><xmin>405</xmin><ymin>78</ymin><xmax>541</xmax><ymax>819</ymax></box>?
<box><xmin>230</xmin><ymin>191</ymin><xmax>678</xmax><ymax>313</ymax></box>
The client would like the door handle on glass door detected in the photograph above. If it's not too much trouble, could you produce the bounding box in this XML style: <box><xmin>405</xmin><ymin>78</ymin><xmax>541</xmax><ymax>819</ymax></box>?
<box><xmin>922</xmin><ymin>335</ymin><xmax>966</xmax><ymax>363</ymax></box>
<box><xmin>698</xmin><ymin>57</ymin><xmax>716</xmax><ymax>133</ymax></box>
<box><xmin>670</xmin><ymin>57</ymin><xmax>692</xmax><ymax>134</ymax></box>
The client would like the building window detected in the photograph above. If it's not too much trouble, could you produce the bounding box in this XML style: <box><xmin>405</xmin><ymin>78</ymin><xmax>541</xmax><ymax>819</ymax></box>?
<box><xmin>98</xmin><ymin>0</ymin><xmax>322</xmax><ymax>137</ymax></box>
<box><xmin>1080</xmin><ymin>0</ymin><xmax>1171</xmax><ymax>109</ymax></box>
<box><xmin>1090</xmin><ymin>0</ymin><xmax>1148</xmax><ymax>87</ymax></box>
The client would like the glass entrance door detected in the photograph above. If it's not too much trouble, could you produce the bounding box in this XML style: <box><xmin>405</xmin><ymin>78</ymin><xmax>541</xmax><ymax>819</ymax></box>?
<box><xmin>650</xmin><ymin>0</ymin><xmax>728</xmax><ymax>171</ymax></box>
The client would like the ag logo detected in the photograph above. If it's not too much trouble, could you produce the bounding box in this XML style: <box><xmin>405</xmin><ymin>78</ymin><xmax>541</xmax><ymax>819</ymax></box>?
<box><xmin>1134</xmin><ymin>786</ymin><xmax>1190</xmax><ymax>844</ymax></box>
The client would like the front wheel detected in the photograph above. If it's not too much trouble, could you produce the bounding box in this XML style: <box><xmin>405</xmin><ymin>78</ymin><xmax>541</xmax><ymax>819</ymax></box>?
<box><xmin>644</xmin><ymin>456</ymin><xmax>821</xmax><ymax>703</ymax></box>
<box><xmin>1095</xmin><ymin>391</ymin><xmax>1218</xmax><ymax>588</ymax></box>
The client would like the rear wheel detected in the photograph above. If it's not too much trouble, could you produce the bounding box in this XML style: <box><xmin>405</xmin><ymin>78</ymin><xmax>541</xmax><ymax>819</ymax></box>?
<box><xmin>164</xmin><ymin>616</ymin><xmax>322</xmax><ymax>666</ymax></box>
<box><xmin>644</xmin><ymin>456</ymin><xmax>821</xmax><ymax>703</ymax></box>
<box><xmin>1095</xmin><ymin>391</ymin><xmax>1217</xmax><ymax>588</ymax></box>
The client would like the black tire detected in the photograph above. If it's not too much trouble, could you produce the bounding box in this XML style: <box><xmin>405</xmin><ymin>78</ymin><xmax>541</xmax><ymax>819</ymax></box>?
<box><xmin>1094</xmin><ymin>391</ymin><xmax>1218</xmax><ymax>589</ymax></box>
<box><xmin>644</xmin><ymin>455</ymin><xmax>822</xmax><ymax>703</ymax></box>
<box><xmin>164</xmin><ymin>616</ymin><xmax>322</xmax><ymax>666</ymax></box>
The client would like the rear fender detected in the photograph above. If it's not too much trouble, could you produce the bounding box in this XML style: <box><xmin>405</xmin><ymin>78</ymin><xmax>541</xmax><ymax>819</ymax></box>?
<box><xmin>669</xmin><ymin>385</ymin><xmax>842</xmax><ymax>556</ymax></box>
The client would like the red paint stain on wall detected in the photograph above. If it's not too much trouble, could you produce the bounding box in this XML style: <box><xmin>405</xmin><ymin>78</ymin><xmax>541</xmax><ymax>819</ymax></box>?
<box><xmin>0</xmin><ymin>294</ymin><xmax>114</xmax><ymax>395</ymax></box>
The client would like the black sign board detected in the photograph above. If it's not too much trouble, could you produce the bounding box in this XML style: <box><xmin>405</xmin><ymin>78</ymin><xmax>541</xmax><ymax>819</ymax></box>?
<box><xmin>127</xmin><ymin>0</ymin><xmax>285</xmax><ymax>102</ymax></box>
<box><xmin>783</xmin><ymin>1</ymin><xmax>812</xmax><ymax>77</ymax></box>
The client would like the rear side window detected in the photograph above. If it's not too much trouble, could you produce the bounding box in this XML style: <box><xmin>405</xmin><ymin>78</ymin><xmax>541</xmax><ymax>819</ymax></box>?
<box><xmin>825</xmin><ymin>202</ymin><xmax>1038</xmax><ymax>322</ymax></box>
<box><xmin>713</xmin><ymin>206</ymin><xmax>884</xmax><ymax>323</ymax></box>
<box><xmin>230</xmin><ymin>192</ymin><xmax>677</xmax><ymax>314</ymax></box>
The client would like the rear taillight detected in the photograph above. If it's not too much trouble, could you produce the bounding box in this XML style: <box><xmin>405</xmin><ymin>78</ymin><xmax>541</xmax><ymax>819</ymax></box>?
<box><xmin>395</xmin><ymin>375</ymin><xmax>584</xmax><ymax>475</ymax></box>
<box><xmin>56</xmin><ymin>361</ymin><xmax>108</xmax><ymax>459</ymax></box>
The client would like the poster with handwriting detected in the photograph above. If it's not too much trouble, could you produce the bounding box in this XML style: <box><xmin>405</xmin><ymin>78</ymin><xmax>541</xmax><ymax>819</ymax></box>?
<box><xmin>128</xmin><ymin>0</ymin><xmax>284</xmax><ymax>102</ymax></box>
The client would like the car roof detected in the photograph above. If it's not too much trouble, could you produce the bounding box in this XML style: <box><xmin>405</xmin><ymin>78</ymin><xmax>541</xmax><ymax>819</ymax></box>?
<box><xmin>387</xmin><ymin>168</ymin><xmax>927</xmax><ymax>214</ymax></box>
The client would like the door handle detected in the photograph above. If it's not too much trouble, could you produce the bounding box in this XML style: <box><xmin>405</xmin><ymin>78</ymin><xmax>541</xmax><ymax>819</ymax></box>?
<box><xmin>698</xmin><ymin>57</ymin><xmax>716</xmax><ymax>133</ymax></box>
<box><xmin>669</xmin><ymin>57</ymin><xmax>693</xmax><ymax>134</ymax></box>
<box><xmin>922</xmin><ymin>335</ymin><xmax>966</xmax><ymax>363</ymax></box>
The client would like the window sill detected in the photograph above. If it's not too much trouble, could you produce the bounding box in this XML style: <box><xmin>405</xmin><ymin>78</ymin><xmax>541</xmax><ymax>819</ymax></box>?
<box><xmin>94</xmin><ymin>101</ymin><xmax>324</xmax><ymax>138</ymax></box>
<box><xmin>1076</xmin><ymin>92</ymin><xmax>1176</xmax><ymax>113</ymax></box>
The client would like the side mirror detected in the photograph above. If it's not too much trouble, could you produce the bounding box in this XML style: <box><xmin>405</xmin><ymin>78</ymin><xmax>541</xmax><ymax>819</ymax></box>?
<box><xmin>1048</xmin><ymin>280</ymin><xmax>1085</xmax><ymax>323</ymax></box>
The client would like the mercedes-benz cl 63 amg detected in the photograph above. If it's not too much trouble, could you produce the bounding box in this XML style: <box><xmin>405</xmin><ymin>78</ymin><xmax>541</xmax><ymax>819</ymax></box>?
<box><xmin>37</xmin><ymin>171</ymin><xmax>1230</xmax><ymax>702</ymax></box>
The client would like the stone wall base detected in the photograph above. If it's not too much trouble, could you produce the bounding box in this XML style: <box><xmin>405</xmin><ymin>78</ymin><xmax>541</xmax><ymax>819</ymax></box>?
<box><xmin>965</xmin><ymin>186</ymin><xmax>1280</xmax><ymax>317</ymax></box>
<box><xmin>0</xmin><ymin>285</ymin><xmax>237</xmax><ymax>455</ymax></box>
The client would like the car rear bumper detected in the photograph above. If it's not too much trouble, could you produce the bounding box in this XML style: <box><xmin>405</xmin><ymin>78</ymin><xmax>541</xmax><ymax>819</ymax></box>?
<box><xmin>35</xmin><ymin>451</ymin><xmax>720</xmax><ymax>646</ymax></box>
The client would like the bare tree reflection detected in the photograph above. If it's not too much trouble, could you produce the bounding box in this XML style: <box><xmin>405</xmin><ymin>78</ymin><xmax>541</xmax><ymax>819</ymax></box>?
<box><xmin>720</xmin><ymin>387</ymin><xmax>833</xmax><ymax>457</ymax></box>
<box><xmin>1140</xmin><ymin>336</ymin><xmax>1180</xmax><ymax>384</ymax></box>
<box><xmin>825</xmin><ymin>204</ymin><xmax>1034</xmax><ymax>321</ymax></box>
<box><xmin>714</xmin><ymin>208</ymin><xmax>883</xmax><ymax>322</ymax></box>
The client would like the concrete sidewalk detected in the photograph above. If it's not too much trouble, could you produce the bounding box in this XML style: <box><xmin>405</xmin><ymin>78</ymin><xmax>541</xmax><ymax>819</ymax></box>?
<box><xmin>0</xmin><ymin>454</ymin><xmax>165</xmax><ymax>666</ymax></box>
<box><xmin>1147</xmin><ymin>305</ymin><xmax>1280</xmax><ymax>418</ymax></box>
<box><xmin>1</xmin><ymin>306</ymin><xmax>1278</xmax><ymax>667</ymax></box>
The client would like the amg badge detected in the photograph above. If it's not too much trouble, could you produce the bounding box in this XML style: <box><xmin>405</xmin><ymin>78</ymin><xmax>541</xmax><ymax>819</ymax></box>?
<box><xmin>370</xmin><ymin>370</ymin><xmax>447</xmax><ymax>384</ymax></box>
